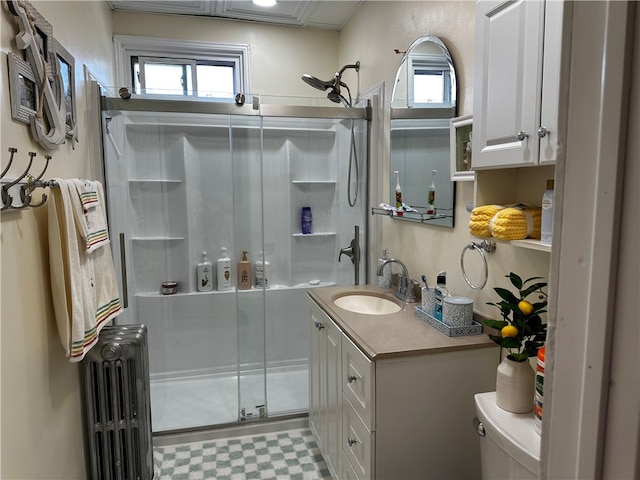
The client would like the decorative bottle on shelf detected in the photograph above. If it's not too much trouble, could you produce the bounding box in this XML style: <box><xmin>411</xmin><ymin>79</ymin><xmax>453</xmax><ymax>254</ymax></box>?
<box><xmin>216</xmin><ymin>247</ymin><xmax>232</xmax><ymax>291</ymax></box>
<box><xmin>196</xmin><ymin>251</ymin><xmax>213</xmax><ymax>292</ymax></box>
<box><xmin>301</xmin><ymin>206</ymin><xmax>313</xmax><ymax>234</ymax></box>
<box><xmin>255</xmin><ymin>251</ymin><xmax>271</xmax><ymax>289</ymax></box>
<box><xmin>540</xmin><ymin>179</ymin><xmax>554</xmax><ymax>245</ymax></box>
<box><xmin>427</xmin><ymin>169</ymin><xmax>437</xmax><ymax>215</ymax></box>
<box><xmin>394</xmin><ymin>170</ymin><xmax>403</xmax><ymax>217</ymax></box>
<box><xmin>238</xmin><ymin>251</ymin><xmax>252</xmax><ymax>290</ymax></box>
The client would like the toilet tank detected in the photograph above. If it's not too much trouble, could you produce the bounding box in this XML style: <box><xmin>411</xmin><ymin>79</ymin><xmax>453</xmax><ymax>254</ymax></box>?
<box><xmin>474</xmin><ymin>391</ymin><xmax>540</xmax><ymax>479</ymax></box>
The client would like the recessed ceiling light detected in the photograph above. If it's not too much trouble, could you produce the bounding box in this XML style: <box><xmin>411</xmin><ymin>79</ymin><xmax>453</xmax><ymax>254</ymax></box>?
<box><xmin>253</xmin><ymin>0</ymin><xmax>277</xmax><ymax>7</ymax></box>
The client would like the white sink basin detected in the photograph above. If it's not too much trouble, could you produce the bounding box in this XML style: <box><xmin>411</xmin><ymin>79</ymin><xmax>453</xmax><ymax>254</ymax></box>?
<box><xmin>333</xmin><ymin>294</ymin><xmax>402</xmax><ymax>315</ymax></box>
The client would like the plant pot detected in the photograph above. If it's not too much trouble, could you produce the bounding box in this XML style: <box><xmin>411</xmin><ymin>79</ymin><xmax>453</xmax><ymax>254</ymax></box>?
<box><xmin>495</xmin><ymin>356</ymin><xmax>535</xmax><ymax>413</ymax></box>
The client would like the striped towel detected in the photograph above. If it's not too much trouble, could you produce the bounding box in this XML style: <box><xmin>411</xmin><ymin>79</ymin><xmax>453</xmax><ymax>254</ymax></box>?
<box><xmin>71</xmin><ymin>179</ymin><xmax>109</xmax><ymax>252</ymax></box>
<box><xmin>48</xmin><ymin>178</ymin><xmax>123</xmax><ymax>362</ymax></box>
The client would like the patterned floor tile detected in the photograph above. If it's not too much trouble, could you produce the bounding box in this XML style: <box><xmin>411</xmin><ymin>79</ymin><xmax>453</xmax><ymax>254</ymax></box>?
<box><xmin>154</xmin><ymin>428</ymin><xmax>332</xmax><ymax>479</ymax></box>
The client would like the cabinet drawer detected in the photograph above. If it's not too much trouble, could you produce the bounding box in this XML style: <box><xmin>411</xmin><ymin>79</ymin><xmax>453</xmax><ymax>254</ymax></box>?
<box><xmin>342</xmin><ymin>335</ymin><xmax>375</xmax><ymax>430</ymax></box>
<box><xmin>343</xmin><ymin>399</ymin><xmax>375</xmax><ymax>480</ymax></box>
<box><xmin>342</xmin><ymin>451</ymin><xmax>360</xmax><ymax>480</ymax></box>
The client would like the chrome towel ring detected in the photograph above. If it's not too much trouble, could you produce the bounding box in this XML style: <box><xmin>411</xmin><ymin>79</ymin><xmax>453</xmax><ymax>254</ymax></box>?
<box><xmin>460</xmin><ymin>240</ymin><xmax>496</xmax><ymax>290</ymax></box>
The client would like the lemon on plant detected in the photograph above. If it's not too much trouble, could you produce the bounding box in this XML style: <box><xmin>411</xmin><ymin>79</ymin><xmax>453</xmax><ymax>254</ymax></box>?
<box><xmin>501</xmin><ymin>325</ymin><xmax>518</xmax><ymax>338</ymax></box>
<box><xmin>518</xmin><ymin>300</ymin><xmax>534</xmax><ymax>315</ymax></box>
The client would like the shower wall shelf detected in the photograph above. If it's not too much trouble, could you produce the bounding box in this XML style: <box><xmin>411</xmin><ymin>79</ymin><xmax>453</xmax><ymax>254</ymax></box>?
<box><xmin>291</xmin><ymin>180</ymin><xmax>336</xmax><ymax>184</ymax></box>
<box><xmin>292</xmin><ymin>232</ymin><xmax>337</xmax><ymax>237</ymax></box>
<box><xmin>129</xmin><ymin>179</ymin><xmax>181</xmax><ymax>184</ymax></box>
<box><xmin>131</xmin><ymin>236</ymin><xmax>185</xmax><ymax>241</ymax></box>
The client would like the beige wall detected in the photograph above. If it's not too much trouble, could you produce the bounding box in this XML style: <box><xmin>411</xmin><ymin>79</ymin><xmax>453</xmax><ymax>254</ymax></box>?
<box><xmin>340</xmin><ymin>1</ymin><xmax>551</xmax><ymax>319</ymax></box>
<box><xmin>1</xmin><ymin>1</ymin><xmax>114</xmax><ymax>478</ymax></box>
<box><xmin>1</xmin><ymin>1</ymin><xmax>554</xmax><ymax>478</ymax></box>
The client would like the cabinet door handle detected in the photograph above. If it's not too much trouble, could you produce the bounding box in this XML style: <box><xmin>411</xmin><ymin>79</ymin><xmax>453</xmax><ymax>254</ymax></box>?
<box><xmin>517</xmin><ymin>130</ymin><xmax>529</xmax><ymax>141</ymax></box>
<box><xmin>347</xmin><ymin>437</ymin><xmax>359</xmax><ymax>447</ymax></box>
<box><xmin>315</xmin><ymin>321</ymin><xmax>325</xmax><ymax>330</ymax></box>
<box><xmin>347</xmin><ymin>373</ymin><xmax>358</xmax><ymax>383</ymax></box>
<box><xmin>537</xmin><ymin>126</ymin><xmax>550</xmax><ymax>138</ymax></box>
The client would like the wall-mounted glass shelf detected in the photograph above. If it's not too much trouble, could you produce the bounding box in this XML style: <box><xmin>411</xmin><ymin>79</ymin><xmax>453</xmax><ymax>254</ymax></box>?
<box><xmin>371</xmin><ymin>206</ymin><xmax>453</xmax><ymax>223</ymax></box>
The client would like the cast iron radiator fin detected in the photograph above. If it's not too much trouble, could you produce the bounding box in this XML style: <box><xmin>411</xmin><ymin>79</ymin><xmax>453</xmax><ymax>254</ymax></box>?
<box><xmin>81</xmin><ymin>325</ymin><xmax>153</xmax><ymax>480</ymax></box>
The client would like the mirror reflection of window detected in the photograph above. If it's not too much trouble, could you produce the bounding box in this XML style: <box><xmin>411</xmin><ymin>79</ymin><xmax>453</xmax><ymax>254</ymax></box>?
<box><xmin>408</xmin><ymin>54</ymin><xmax>454</xmax><ymax>107</ymax></box>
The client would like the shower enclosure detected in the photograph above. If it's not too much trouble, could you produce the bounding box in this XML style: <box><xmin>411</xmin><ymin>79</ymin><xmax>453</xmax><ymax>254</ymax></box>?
<box><xmin>101</xmin><ymin>96</ymin><xmax>369</xmax><ymax>433</ymax></box>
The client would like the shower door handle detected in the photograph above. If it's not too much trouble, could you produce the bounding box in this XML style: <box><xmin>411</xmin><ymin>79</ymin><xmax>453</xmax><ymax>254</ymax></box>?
<box><xmin>119</xmin><ymin>233</ymin><xmax>128</xmax><ymax>309</ymax></box>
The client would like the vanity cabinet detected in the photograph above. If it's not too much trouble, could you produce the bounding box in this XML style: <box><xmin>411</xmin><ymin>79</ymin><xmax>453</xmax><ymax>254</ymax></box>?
<box><xmin>309</xmin><ymin>296</ymin><xmax>497</xmax><ymax>479</ymax></box>
<box><xmin>472</xmin><ymin>0</ymin><xmax>566</xmax><ymax>169</ymax></box>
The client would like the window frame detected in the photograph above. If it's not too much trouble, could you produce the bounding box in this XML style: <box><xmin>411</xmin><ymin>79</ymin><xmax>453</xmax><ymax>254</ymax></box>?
<box><xmin>407</xmin><ymin>53</ymin><xmax>453</xmax><ymax>107</ymax></box>
<box><xmin>113</xmin><ymin>34</ymin><xmax>251</xmax><ymax>98</ymax></box>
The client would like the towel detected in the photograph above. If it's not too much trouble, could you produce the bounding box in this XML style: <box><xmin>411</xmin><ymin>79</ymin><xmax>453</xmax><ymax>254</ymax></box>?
<box><xmin>469</xmin><ymin>205</ymin><xmax>504</xmax><ymax>237</ymax></box>
<box><xmin>70</xmin><ymin>179</ymin><xmax>109</xmax><ymax>252</ymax></box>
<box><xmin>48</xmin><ymin>178</ymin><xmax>123</xmax><ymax>362</ymax></box>
<box><xmin>489</xmin><ymin>206</ymin><xmax>542</xmax><ymax>240</ymax></box>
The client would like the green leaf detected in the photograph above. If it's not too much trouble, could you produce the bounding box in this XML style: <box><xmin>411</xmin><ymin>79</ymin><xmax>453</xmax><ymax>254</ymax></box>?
<box><xmin>494</xmin><ymin>287</ymin><xmax>520</xmax><ymax>305</ymax></box>
<box><xmin>500</xmin><ymin>337</ymin><xmax>521</xmax><ymax>349</ymax></box>
<box><xmin>488</xmin><ymin>334</ymin><xmax>504</xmax><ymax>346</ymax></box>
<box><xmin>508</xmin><ymin>272</ymin><xmax>523</xmax><ymax>289</ymax></box>
<box><xmin>521</xmin><ymin>282</ymin><xmax>548</xmax><ymax>299</ymax></box>
<box><xmin>484</xmin><ymin>319</ymin><xmax>508</xmax><ymax>330</ymax></box>
<box><xmin>522</xmin><ymin>276</ymin><xmax>545</xmax><ymax>286</ymax></box>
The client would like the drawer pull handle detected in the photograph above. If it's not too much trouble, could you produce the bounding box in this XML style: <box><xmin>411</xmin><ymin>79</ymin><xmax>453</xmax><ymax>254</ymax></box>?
<box><xmin>347</xmin><ymin>374</ymin><xmax>358</xmax><ymax>383</ymax></box>
<box><xmin>315</xmin><ymin>321</ymin><xmax>325</xmax><ymax>330</ymax></box>
<box><xmin>347</xmin><ymin>437</ymin><xmax>359</xmax><ymax>447</ymax></box>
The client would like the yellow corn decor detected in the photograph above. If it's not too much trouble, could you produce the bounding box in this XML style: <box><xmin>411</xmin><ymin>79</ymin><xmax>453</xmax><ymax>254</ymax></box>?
<box><xmin>489</xmin><ymin>206</ymin><xmax>542</xmax><ymax>240</ymax></box>
<box><xmin>469</xmin><ymin>205</ymin><xmax>504</xmax><ymax>237</ymax></box>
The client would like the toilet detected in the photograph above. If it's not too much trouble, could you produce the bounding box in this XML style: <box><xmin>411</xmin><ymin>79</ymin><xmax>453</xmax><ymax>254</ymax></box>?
<box><xmin>473</xmin><ymin>391</ymin><xmax>541</xmax><ymax>479</ymax></box>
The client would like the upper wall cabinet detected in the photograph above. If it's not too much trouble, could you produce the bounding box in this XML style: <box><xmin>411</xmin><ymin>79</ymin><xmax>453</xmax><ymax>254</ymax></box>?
<box><xmin>471</xmin><ymin>0</ymin><xmax>566</xmax><ymax>169</ymax></box>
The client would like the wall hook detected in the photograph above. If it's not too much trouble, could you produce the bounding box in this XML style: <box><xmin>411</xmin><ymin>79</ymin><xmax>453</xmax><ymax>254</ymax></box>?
<box><xmin>1</xmin><ymin>148</ymin><xmax>18</xmax><ymax>179</ymax></box>
<box><xmin>1</xmin><ymin>152</ymin><xmax>35</xmax><ymax>211</ymax></box>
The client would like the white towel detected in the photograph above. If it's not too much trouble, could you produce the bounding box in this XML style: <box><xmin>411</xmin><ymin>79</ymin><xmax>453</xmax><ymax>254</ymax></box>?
<box><xmin>48</xmin><ymin>178</ymin><xmax>123</xmax><ymax>362</ymax></box>
<box><xmin>70</xmin><ymin>179</ymin><xmax>109</xmax><ymax>253</ymax></box>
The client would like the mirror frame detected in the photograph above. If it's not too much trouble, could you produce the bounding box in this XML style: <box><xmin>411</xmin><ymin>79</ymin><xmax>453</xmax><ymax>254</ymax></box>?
<box><xmin>388</xmin><ymin>35</ymin><xmax>458</xmax><ymax>227</ymax></box>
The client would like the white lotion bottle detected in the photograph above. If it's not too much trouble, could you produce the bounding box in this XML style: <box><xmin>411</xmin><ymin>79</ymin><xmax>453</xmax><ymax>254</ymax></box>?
<box><xmin>377</xmin><ymin>248</ymin><xmax>392</xmax><ymax>288</ymax></box>
<box><xmin>540</xmin><ymin>179</ymin><xmax>554</xmax><ymax>245</ymax></box>
<box><xmin>196</xmin><ymin>251</ymin><xmax>213</xmax><ymax>292</ymax></box>
<box><xmin>217</xmin><ymin>247</ymin><xmax>232</xmax><ymax>291</ymax></box>
<box><xmin>255</xmin><ymin>251</ymin><xmax>271</xmax><ymax>289</ymax></box>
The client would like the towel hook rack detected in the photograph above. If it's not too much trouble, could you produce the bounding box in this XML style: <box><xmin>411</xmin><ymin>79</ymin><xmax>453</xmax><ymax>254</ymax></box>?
<box><xmin>1</xmin><ymin>148</ymin><xmax>56</xmax><ymax>211</ymax></box>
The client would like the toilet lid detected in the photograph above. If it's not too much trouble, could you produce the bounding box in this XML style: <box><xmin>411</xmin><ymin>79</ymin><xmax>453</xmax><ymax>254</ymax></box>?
<box><xmin>474</xmin><ymin>391</ymin><xmax>541</xmax><ymax>475</ymax></box>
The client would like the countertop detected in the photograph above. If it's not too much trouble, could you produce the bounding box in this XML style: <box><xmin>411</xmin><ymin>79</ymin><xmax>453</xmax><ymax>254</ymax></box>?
<box><xmin>308</xmin><ymin>284</ymin><xmax>497</xmax><ymax>360</ymax></box>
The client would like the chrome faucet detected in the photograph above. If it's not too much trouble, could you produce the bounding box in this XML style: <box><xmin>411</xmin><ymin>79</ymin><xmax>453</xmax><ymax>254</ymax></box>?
<box><xmin>376</xmin><ymin>258</ymin><xmax>419</xmax><ymax>303</ymax></box>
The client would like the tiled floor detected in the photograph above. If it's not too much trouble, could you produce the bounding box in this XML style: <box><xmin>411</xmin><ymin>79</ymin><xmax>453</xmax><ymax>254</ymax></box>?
<box><xmin>154</xmin><ymin>427</ymin><xmax>332</xmax><ymax>480</ymax></box>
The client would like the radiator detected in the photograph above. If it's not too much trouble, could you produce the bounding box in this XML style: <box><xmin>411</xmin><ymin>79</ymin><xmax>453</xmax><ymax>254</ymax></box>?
<box><xmin>80</xmin><ymin>325</ymin><xmax>153</xmax><ymax>480</ymax></box>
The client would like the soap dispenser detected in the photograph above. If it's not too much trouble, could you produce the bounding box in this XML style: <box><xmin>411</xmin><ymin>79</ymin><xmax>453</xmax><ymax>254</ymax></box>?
<box><xmin>238</xmin><ymin>251</ymin><xmax>252</xmax><ymax>290</ymax></box>
<box><xmin>216</xmin><ymin>247</ymin><xmax>232</xmax><ymax>291</ymax></box>
<box><xmin>196</xmin><ymin>251</ymin><xmax>213</xmax><ymax>292</ymax></box>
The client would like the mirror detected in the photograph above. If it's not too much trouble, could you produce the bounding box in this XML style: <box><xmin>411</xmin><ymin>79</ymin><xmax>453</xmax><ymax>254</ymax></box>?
<box><xmin>389</xmin><ymin>35</ymin><xmax>456</xmax><ymax>227</ymax></box>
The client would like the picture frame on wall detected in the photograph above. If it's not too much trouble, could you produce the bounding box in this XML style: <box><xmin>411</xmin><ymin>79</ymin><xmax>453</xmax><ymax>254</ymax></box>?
<box><xmin>7</xmin><ymin>53</ymin><xmax>38</xmax><ymax>124</ymax></box>
<box><xmin>53</xmin><ymin>38</ymin><xmax>77</xmax><ymax>140</ymax></box>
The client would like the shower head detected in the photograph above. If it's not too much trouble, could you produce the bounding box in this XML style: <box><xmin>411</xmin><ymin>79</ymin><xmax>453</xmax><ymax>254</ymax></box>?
<box><xmin>301</xmin><ymin>61</ymin><xmax>360</xmax><ymax>107</ymax></box>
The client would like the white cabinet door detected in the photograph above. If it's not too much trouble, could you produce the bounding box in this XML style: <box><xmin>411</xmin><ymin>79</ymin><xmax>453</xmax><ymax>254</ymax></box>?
<box><xmin>472</xmin><ymin>0</ymin><xmax>545</xmax><ymax>168</ymax></box>
<box><xmin>309</xmin><ymin>299</ymin><xmax>342</xmax><ymax>479</ymax></box>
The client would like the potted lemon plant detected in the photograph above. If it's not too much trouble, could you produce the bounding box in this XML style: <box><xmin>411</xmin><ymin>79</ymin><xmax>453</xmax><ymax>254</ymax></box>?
<box><xmin>484</xmin><ymin>273</ymin><xmax>548</xmax><ymax>413</ymax></box>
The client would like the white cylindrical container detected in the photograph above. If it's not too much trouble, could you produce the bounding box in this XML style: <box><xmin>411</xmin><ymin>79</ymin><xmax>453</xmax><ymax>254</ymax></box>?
<box><xmin>540</xmin><ymin>179</ymin><xmax>554</xmax><ymax>245</ymax></box>
<box><xmin>196</xmin><ymin>252</ymin><xmax>213</xmax><ymax>292</ymax></box>
<box><xmin>255</xmin><ymin>251</ymin><xmax>271</xmax><ymax>288</ymax></box>
<box><xmin>377</xmin><ymin>248</ymin><xmax>392</xmax><ymax>288</ymax></box>
<box><xmin>442</xmin><ymin>296</ymin><xmax>473</xmax><ymax>327</ymax></box>
<box><xmin>217</xmin><ymin>247</ymin><xmax>232</xmax><ymax>291</ymax></box>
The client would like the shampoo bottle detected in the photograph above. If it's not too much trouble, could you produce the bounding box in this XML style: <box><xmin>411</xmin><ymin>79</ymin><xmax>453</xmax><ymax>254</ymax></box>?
<box><xmin>434</xmin><ymin>271</ymin><xmax>450</xmax><ymax>320</ymax></box>
<box><xmin>216</xmin><ymin>247</ymin><xmax>232</xmax><ymax>291</ymax></box>
<box><xmin>238</xmin><ymin>251</ymin><xmax>252</xmax><ymax>290</ymax></box>
<box><xmin>394</xmin><ymin>170</ymin><xmax>403</xmax><ymax>217</ymax></box>
<box><xmin>540</xmin><ymin>179</ymin><xmax>554</xmax><ymax>245</ymax></box>
<box><xmin>427</xmin><ymin>169</ymin><xmax>437</xmax><ymax>215</ymax></box>
<box><xmin>377</xmin><ymin>248</ymin><xmax>392</xmax><ymax>289</ymax></box>
<box><xmin>255</xmin><ymin>251</ymin><xmax>271</xmax><ymax>289</ymax></box>
<box><xmin>196</xmin><ymin>251</ymin><xmax>213</xmax><ymax>292</ymax></box>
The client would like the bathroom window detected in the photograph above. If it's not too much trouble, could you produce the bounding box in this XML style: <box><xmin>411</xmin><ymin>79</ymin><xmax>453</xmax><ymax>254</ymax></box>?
<box><xmin>114</xmin><ymin>35</ymin><xmax>250</xmax><ymax>99</ymax></box>
<box><xmin>407</xmin><ymin>54</ymin><xmax>454</xmax><ymax>107</ymax></box>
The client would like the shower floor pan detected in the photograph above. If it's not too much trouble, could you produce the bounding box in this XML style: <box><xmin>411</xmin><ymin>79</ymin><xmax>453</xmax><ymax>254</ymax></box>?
<box><xmin>150</xmin><ymin>366</ymin><xmax>308</xmax><ymax>432</ymax></box>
